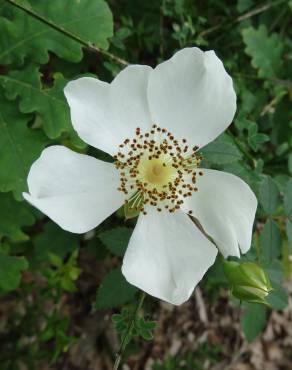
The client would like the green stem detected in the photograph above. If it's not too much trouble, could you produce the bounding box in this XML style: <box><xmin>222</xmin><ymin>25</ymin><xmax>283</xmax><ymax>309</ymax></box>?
<box><xmin>113</xmin><ymin>292</ymin><xmax>146</xmax><ymax>370</ymax></box>
<box><xmin>4</xmin><ymin>0</ymin><xmax>129</xmax><ymax>66</ymax></box>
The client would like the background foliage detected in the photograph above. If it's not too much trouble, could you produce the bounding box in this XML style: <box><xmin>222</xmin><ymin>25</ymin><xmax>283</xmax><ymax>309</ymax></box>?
<box><xmin>0</xmin><ymin>0</ymin><xmax>291</xmax><ymax>369</ymax></box>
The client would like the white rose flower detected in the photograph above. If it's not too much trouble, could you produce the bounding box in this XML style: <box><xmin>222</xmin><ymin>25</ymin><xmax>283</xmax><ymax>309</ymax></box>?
<box><xmin>23</xmin><ymin>47</ymin><xmax>257</xmax><ymax>305</ymax></box>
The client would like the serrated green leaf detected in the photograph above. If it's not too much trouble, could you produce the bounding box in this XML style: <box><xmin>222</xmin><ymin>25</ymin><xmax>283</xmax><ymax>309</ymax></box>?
<box><xmin>241</xmin><ymin>303</ymin><xmax>267</xmax><ymax>342</ymax></box>
<box><xmin>201</xmin><ymin>141</ymin><xmax>242</xmax><ymax>164</ymax></box>
<box><xmin>0</xmin><ymin>192</ymin><xmax>34</xmax><ymax>241</ymax></box>
<box><xmin>33</xmin><ymin>222</ymin><xmax>79</xmax><ymax>262</ymax></box>
<box><xmin>99</xmin><ymin>227</ymin><xmax>132</xmax><ymax>257</ymax></box>
<box><xmin>258</xmin><ymin>176</ymin><xmax>281</xmax><ymax>215</ymax></box>
<box><xmin>284</xmin><ymin>178</ymin><xmax>292</xmax><ymax>218</ymax></box>
<box><xmin>0</xmin><ymin>92</ymin><xmax>48</xmax><ymax>197</ymax></box>
<box><xmin>242</xmin><ymin>25</ymin><xmax>284</xmax><ymax>78</ymax></box>
<box><xmin>95</xmin><ymin>268</ymin><xmax>138</xmax><ymax>309</ymax></box>
<box><xmin>0</xmin><ymin>0</ymin><xmax>113</xmax><ymax>65</ymax></box>
<box><xmin>259</xmin><ymin>219</ymin><xmax>281</xmax><ymax>263</ymax></box>
<box><xmin>0</xmin><ymin>252</ymin><xmax>28</xmax><ymax>292</ymax></box>
<box><xmin>0</xmin><ymin>65</ymin><xmax>84</xmax><ymax>145</ymax></box>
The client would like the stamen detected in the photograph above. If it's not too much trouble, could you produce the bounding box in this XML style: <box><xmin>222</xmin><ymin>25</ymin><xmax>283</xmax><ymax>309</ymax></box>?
<box><xmin>114</xmin><ymin>126</ymin><xmax>202</xmax><ymax>215</ymax></box>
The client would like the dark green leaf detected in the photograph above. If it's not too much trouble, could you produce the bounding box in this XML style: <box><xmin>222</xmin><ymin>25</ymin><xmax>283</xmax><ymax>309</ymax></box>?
<box><xmin>95</xmin><ymin>268</ymin><xmax>138</xmax><ymax>309</ymax></box>
<box><xmin>0</xmin><ymin>92</ymin><xmax>48</xmax><ymax>197</ymax></box>
<box><xmin>33</xmin><ymin>222</ymin><xmax>79</xmax><ymax>261</ymax></box>
<box><xmin>259</xmin><ymin>219</ymin><xmax>281</xmax><ymax>263</ymax></box>
<box><xmin>284</xmin><ymin>178</ymin><xmax>292</xmax><ymax>218</ymax></box>
<box><xmin>0</xmin><ymin>0</ymin><xmax>113</xmax><ymax>65</ymax></box>
<box><xmin>0</xmin><ymin>65</ymin><xmax>84</xmax><ymax>145</ymax></box>
<box><xmin>287</xmin><ymin>220</ymin><xmax>292</xmax><ymax>253</ymax></box>
<box><xmin>201</xmin><ymin>141</ymin><xmax>242</xmax><ymax>164</ymax></box>
<box><xmin>0</xmin><ymin>252</ymin><xmax>28</xmax><ymax>292</ymax></box>
<box><xmin>98</xmin><ymin>227</ymin><xmax>132</xmax><ymax>257</ymax></box>
<box><xmin>0</xmin><ymin>192</ymin><xmax>34</xmax><ymax>241</ymax></box>
<box><xmin>266</xmin><ymin>282</ymin><xmax>288</xmax><ymax>310</ymax></box>
<box><xmin>241</xmin><ymin>303</ymin><xmax>267</xmax><ymax>342</ymax></box>
<box><xmin>258</xmin><ymin>176</ymin><xmax>281</xmax><ymax>215</ymax></box>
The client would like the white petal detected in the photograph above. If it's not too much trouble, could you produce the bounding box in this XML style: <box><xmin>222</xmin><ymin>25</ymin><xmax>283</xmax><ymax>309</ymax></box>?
<box><xmin>183</xmin><ymin>169</ymin><xmax>257</xmax><ymax>257</ymax></box>
<box><xmin>64</xmin><ymin>65</ymin><xmax>153</xmax><ymax>155</ymax></box>
<box><xmin>122</xmin><ymin>208</ymin><xmax>217</xmax><ymax>305</ymax></box>
<box><xmin>23</xmin><ymin>146</ymin><xmax>124</xmax><ymax>233</ymax></box>
<box><xmin>147</xmin><ymin>47</ymin><xmax>236</xmax><ymax>148</ymax></box>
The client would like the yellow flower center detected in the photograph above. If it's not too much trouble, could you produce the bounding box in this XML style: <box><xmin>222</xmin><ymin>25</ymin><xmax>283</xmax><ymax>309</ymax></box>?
<box><xmin>114</xmin><ymin>125</ymin><xmax>203</xmax><ymax>215</ymax></box>
<box><xmin>138</xmin><ymin>156</ymin><xmax>176</xmax><ymax>190</ymax></box>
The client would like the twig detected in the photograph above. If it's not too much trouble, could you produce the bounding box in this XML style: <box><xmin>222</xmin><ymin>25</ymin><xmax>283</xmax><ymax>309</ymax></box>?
<box><xmin>4</xmin><ymin>0</ymin><xmax>129</xmax><ymax>66</ymax></box>
<box><xmin>113</xmin><ymin>292</ymin><xmax>146</xmax><ymax>370</ymax></box>
<box><xmin>199</xmin><ymin>0</ymin><xmax>286</xmax><ymax>39</ymax></box>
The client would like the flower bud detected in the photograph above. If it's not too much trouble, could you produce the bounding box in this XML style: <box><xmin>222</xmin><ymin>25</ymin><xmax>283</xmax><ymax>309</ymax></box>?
<box><xmin>223</xmin><ymin>261</ymin><xmax>272</xmax><ymax>305</ymax></box>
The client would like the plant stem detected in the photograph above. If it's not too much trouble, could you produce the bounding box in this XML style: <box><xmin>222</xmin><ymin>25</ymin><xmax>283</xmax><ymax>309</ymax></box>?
<box><xmin>4</xmin><ymin>0</ymin><xmax>129</xmax><ymax>66</ymax></box>
<box><xmin>113</xmin><ymin>292</ymin><xmax>146</xmax><ymax>370</ymax></box>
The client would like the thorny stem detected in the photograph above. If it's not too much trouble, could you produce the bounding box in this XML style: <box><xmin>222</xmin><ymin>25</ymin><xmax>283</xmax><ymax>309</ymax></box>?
<box><xmin>113</xmin><ymin>292</ymin><xmax>146</xmax><ymax>370</ymax></box>
<box><xmin>4</xmin><ymin>0</ymin><xmax>129</xmax><ymax>66</ymax></box>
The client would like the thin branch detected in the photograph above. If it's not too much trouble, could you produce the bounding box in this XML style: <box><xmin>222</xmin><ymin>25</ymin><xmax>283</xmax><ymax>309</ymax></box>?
<box><xmin>4</xmin><ymin>0</ymin><xmax>129</xmax><ymax>66</ymax></box>
<box><xmin>113</xmin><ymin>292</ymin><xmax>146</xmax><ymax>370</ymax></box>
<box><xmin>199</xmin><ymin>0</ymin><xmax>286</xmax><ymax>39</ymax></box>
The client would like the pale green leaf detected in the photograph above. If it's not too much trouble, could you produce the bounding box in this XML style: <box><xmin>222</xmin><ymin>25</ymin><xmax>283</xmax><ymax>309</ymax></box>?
<box><xmin>242</xmin><ymin>25</ymin><xmax>284</xmax><ymax>78</ymax></box>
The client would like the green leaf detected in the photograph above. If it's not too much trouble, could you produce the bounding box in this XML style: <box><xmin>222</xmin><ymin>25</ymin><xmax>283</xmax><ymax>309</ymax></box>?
<box><xmin>287</xmin><ymin>220</ymin><xmax>292</xmax><ymax>253</ymax></box>
<box><xmin>98</xmin><ymin>227</ymin><xmax>132</xmax><ymax>257</ymax></box>
<box><xmin>0</xmin><ymin>252</ymin><xmax>28</xmax><ymax>292</ymax></box>
<box><xmin>0</xmin><ymin>192</ymin><xmax>35</xmax><ymax>241</ymax></box>
<box><xmin>288</xmin><ymin>153</ymin><xmax>292</xmax><ymax>175</ymax></box>
<box><xmin>201</xmin><ymin>141</ymin><xmax>242</xmax><ymax>164</ymax></box>
<box><xmin>266</xmin><ymin>282</ymin><xmax>288</xmax><ymax>310</ymax></box>
<box><xmin>284</xmin><ymin>178</ymin><xmax>292</xmax><ymax>218</ymax></box>
<box><xmin>241</xmin><ymin>303</ymin><xmax>267</xmax><ymax>342</ymax></box>
<box><xmin>258</xmin><ymin>176</ymin><xmax>281</xmax><ymax>215</ymax></box>
<box><xmin>0</xmin><ymin>0</ymin><xmax>113</xmax><ymax>65</ymax></box>
<box><xmin>259</xmin><ymin>219</ymin><xmax>281</xmax><ymax>263</ymax></box>
<box><xmin>95</xmin><ymin>268</ymin><xmax>138</xmax><ymax>309</ymax></box>
<box><xmin>0</xmin><ymin>92</ymin><xmax>48</xmax><ymax>197</ymax></box>
<box><xmin>0</xmin><ymin>65</ymin><xmax>84</xmax><ymax>145</ymax></box>
<box><xmin>242</xmin><ymin>25</ymin><xmax>284</xmax><ymax>78</ymax></box>
<box><xmin>33</xmin><ymin>222</ymin><xmax>79</xmax><ymax>262</ymax></box>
